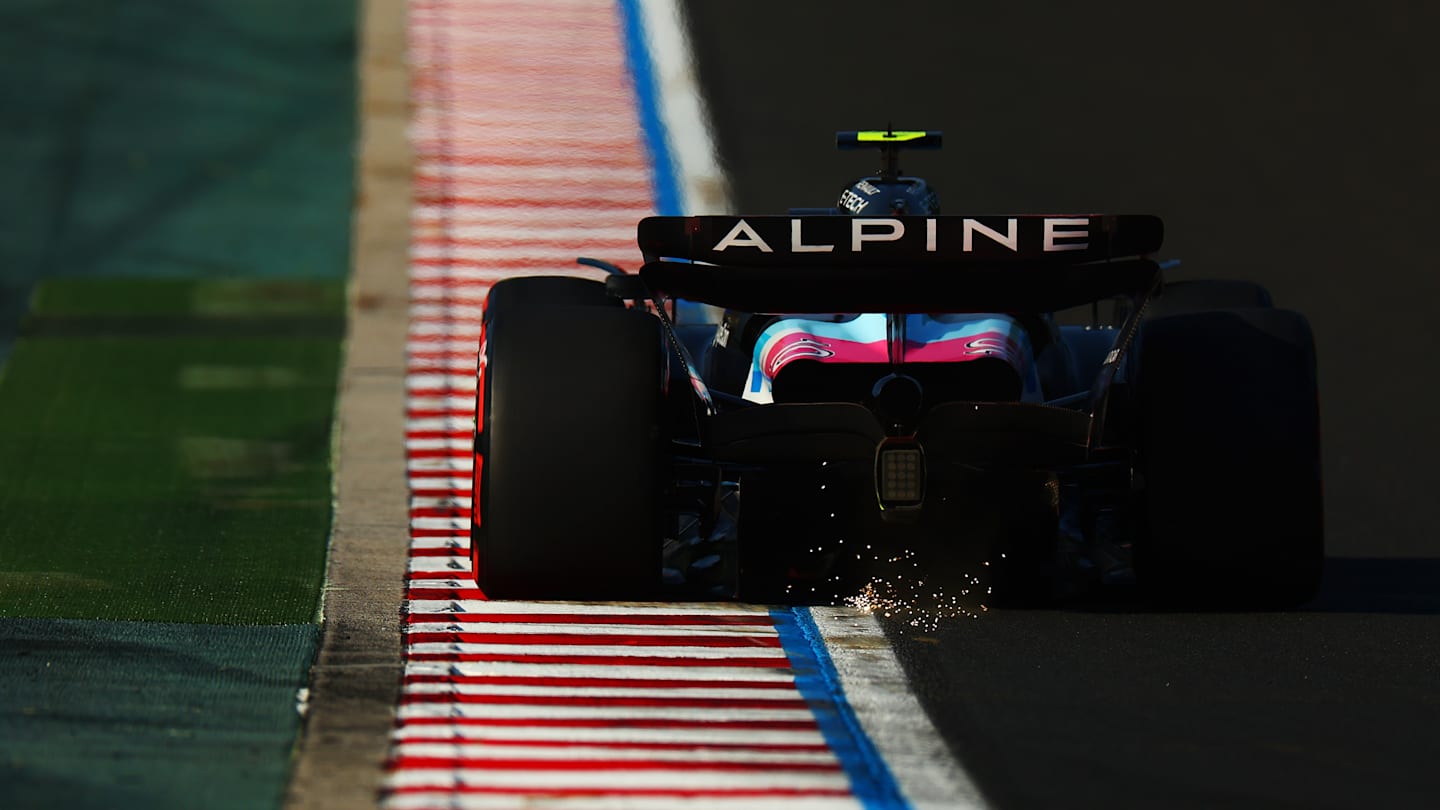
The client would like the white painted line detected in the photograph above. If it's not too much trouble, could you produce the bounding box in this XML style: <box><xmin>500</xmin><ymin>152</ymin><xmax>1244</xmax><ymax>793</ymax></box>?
<box><xmin>400</xmin><ymin>661</ymin><xmax>796</xmax><ymax>682</ymax></box>
<box><xmin>395</xmin><ymin>703</ymin><xmax>816</xmax><ymax>722</ymax></box>
<box><xmin>810</xmin><ymin>607</ymin><xmax>990</xmax><ymax>809</ymax></box>
<box><xmin>410</xmin><ymin>492</ymin><xmax>471</xmax><ymax>505</ymax></box>
<box><xmin>410</xmin><ymin>210</ymin><xmax>650</xmax><ymax>228</ymax></box>
<box><xmin>410</xmin><ymin>245</ymin><xmax>622</xmax><ymax>262</ymax></box>
<box><xmin>406</xmin><ymin>559</ymin><xmax>468</xmax><ymax>570</ymax></box>
<box><xmin>405</xmin><ymin>359</ymin><xmax>476</xmax><ymax>371</ymax></box>
<box><xmin>406</xmin><ymin>374</ymin><xmax>478</xmax><ymax>391</ymax></box>
<box><xmin>403</xmin><ymin>644</ymin><xmax>788</xmax><ymax>660</ymax></box>
<box><xmin>636</xmin><ymin>0</ymin><xmax>731</xmax><ymax>215</ymax></box>
<box><xmin>407</xmin><ymin>537</ymin><xmax>469</xmax><ymax>551</ymax></box>
<box><xmin>400</xmin><ymin>601</ymin><xmax>769</xmax><ymax>616</ymax></box>
<box><xmin>404</xmin><ymin>579</ymin><xmax>478</xmax><ymax>589</ymax></box>
<box><xmin>384</xmin><ymin>769</ymin><xmax>850</xmax><ymax>790</ymax></box>
<box><xmin>407</xmin><ymin>288</ymin><xmax>490</xmax><ymax>301</ymax></box>
<box><xmin>401</xmin><ymin>683</ymin><xmax>804</xmax><ymax>700</ymax></box>
<box><xmin>404</xmin><ymin>477</ymin><xmax>471</xmax><ymax>491</ymax></box>
<box><xmin>405</xmin><ymin>335</ymin><xmax>482</xmax><ymax>348</ymax></box>
<box><xmin>388</xmin><ymin>724</ymin><xmax>826</xmax><ymax>747</ymax></box>
<box><xmin>406</xmin><ymin>361</ymin><xmax>478</xmax><ymax>374</ymax></box>
<box><xmin>408</xmin><ymin>23</ymin><xmax>619</xmax><ymax>41</ymax></box>
<box><xmin>390</xmin><ymin>742</ymin><xmax>838</xmax><ymax>764</ymax></box>
<box><xmin>403</xmin><ymin>622</ymin><xmax>779</xmax><ymax>638</ymax></box>
<box><xmin>407</xmin><ymin>320</ymin><xmax>484</xmax><ymax>336</ymax></box>
<box><xmin>412</xmin><ymin>204</ymin><xmax>652</xmax><ymax>221</ymax></box>
<box><xmin>410</xmin><ymin>516</ymin><xmax>471</xmax><ymax>530</ymax></box>
<box><xmin>409</xmin><ymin>304</ymin><xmax>486</xmax><ymax>319</ymax></box>
<box><xmin>410</xmin><ymin>496</ymin><xmax>472</xmax><ymax>510</ymax></box>
<box><xmin>407</xmin><ymin>559</ymin><xmax>471</xmax><ymax>574</ymax></box>
<box><xmin>406</xmin><ymin>438</ymin><xmax>472</xmax><ymax>452</ymax></box>
<box><xmin>410</xmin><ymin>267</ymin><xmax>612</xmax><ymax>283</ymax></box>
<box><xmin>417</xmin><ymin>224</ymin><xmax>642</xmax><ymax>241</ymax></box>
<box><xmin>413</xmin><ymin>164</ymin><xmax>645</xmax><ymax>184</ymax></box>
<box><xmin>405</xmin><ymin>417</ymin><xmax>476</xmax><ymax>432</ymax></box>
<box><xmin>402</xmin><ymin>393</ymin><xmax>471</xmax><ymax>404</ymax></box>
<box><xmin>406</xmin><ymin>458</ymin><xmax>473</xmax><ymax>472</ymax></box>
<box><xmin>409</xmin><ymin>112</ymin><xmax>644</xmax><ymax>133</ymax></box>
<box><xmin>383</xmin><ymin>795</ymin><xmax>862</xmax><ymax>810</ymax></box>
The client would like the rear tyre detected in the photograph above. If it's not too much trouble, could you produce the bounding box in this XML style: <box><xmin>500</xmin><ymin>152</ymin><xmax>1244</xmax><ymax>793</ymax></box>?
<box><xmin>473</xmin><ymin>296</ymin><xmax>664</xmax><ymax>599</ymax></box>
<box><xmin>482</xmin><ymin>275</ymin><xmax>620</xmax><ymax>320</ymax></box>
<box><xmin>1133</xmin><ymin>307</ymin><xmax>1323</xmax><ymax>607</ymax></box>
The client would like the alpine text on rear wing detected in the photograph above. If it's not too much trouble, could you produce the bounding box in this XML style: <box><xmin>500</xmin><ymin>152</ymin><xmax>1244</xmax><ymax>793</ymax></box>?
<box><xmin>634</xmin><ymin>215</ymin><xmax>1165</xmax><ymax>314</ymax></box>
<box><xmin>638</xmin><ymin>215</ymin><xmax>1163</xmax><ymax>267</ymax></box>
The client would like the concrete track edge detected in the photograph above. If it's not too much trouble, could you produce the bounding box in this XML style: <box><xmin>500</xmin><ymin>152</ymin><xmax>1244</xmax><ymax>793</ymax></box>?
<box><xmin>285</xmin><ymin>0</ymin><xmax>411</xmax><ymax>806</ymax></box>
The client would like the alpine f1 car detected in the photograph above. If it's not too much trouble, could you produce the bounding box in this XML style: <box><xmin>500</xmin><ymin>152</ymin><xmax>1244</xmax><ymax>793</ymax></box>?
<box><xmin>471</xmin><ymin>130</ymin><xmax>1323</xmax><ymax>608</ymax></box>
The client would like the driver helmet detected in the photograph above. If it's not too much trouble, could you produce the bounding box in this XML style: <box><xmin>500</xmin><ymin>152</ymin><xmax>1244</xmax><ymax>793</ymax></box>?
<box><xmin>837</xmin><ymin>177</ymin><xmax>940</xmax><ymax>216</ymax></box>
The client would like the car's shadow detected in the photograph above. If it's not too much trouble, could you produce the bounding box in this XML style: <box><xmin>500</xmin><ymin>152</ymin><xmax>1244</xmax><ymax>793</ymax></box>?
<box><xmin>1304</xmin><ymin>557</ymin><xmax>1440</xmax><ymax>615</ymax></box>
<box><xmin>1056</xmin><ymin>557</ymin><xmax>1440</xmax><ymax>616</ymax></box>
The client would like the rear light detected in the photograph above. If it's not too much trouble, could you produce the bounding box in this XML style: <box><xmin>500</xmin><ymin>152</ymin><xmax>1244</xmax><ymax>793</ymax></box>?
<box><xmin>875</xmin><ymin>438</ymin><xmax>925</xmax><ymax>510</ymax></box>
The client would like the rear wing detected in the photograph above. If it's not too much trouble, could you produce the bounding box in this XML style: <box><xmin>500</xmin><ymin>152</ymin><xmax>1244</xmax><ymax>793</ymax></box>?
<box><xmin>636</xmin><ymin>215</ymin><xmax>1163</xmax><ymax>314</ymax></box>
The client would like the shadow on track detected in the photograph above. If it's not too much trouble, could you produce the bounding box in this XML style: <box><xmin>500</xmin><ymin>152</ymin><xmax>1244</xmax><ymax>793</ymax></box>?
<box><xmin>1307</xmin><ymin>557</ymin><xmax>1440</xmax><ymax>616</ymax></box>
<box><xmin>1057</xmin><ymin>557</ymin><xmax>1440</xmax><ymax>617</ymax></box>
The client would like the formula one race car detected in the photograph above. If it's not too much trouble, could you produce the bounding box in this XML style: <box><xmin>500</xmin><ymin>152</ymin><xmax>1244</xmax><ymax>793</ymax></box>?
<box><xmin>471</xmin><ymin>130</ymin><xmax>1323</xmax><ymax>608</ymax></box>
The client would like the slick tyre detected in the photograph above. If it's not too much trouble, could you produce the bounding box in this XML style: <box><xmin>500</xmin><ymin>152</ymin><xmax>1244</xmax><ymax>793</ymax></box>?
<box><xmin>1133</xmin><ymin>307</ymin><xmax>1323</xmax><ymax>607</ymax></box>
<box><xmin>482</xmin><ymin>275</ymin><xmax>620</xmax><ymax>325</ymax></box>
<box><xmin>474</xmin><ymin>301</ymin><xmax>664</xmax><ymax>599</ymax></box>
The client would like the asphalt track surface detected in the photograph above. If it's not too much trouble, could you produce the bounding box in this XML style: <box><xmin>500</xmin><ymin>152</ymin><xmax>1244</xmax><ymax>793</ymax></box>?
<box><xmin>685</xmin><ymin>2</ymin><xmax>1440</xmax><ymax>808</ymax></box>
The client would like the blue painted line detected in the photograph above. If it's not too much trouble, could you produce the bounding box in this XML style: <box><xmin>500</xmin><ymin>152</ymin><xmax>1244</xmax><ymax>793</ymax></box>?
<box><xmin>616</xmin><ymin>0</ymin><xmax>683</xmax><ymax>217</ymax></box>
<box><xmin>771</xmin><ymin>607</ymin><xmax>911</xmax><ymax>809</ymax></box>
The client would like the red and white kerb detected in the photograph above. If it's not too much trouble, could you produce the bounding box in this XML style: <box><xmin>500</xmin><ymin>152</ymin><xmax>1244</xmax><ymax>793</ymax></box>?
<box><xmin>387</xmin><ymin>1</ymin><xmax>866</xmax><ymax>806</ymax></box>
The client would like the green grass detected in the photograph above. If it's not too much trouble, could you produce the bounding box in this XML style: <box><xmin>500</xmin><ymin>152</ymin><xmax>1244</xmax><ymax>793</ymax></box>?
<box><xmin>0</xmin><ymin>278</ymin><xmax>344</xmax><ymax>624</ymax></box>
<box><xmin>25</xmin><ymin>277</ymin><xmax>347</xmax><ymax>318</ymax></box>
